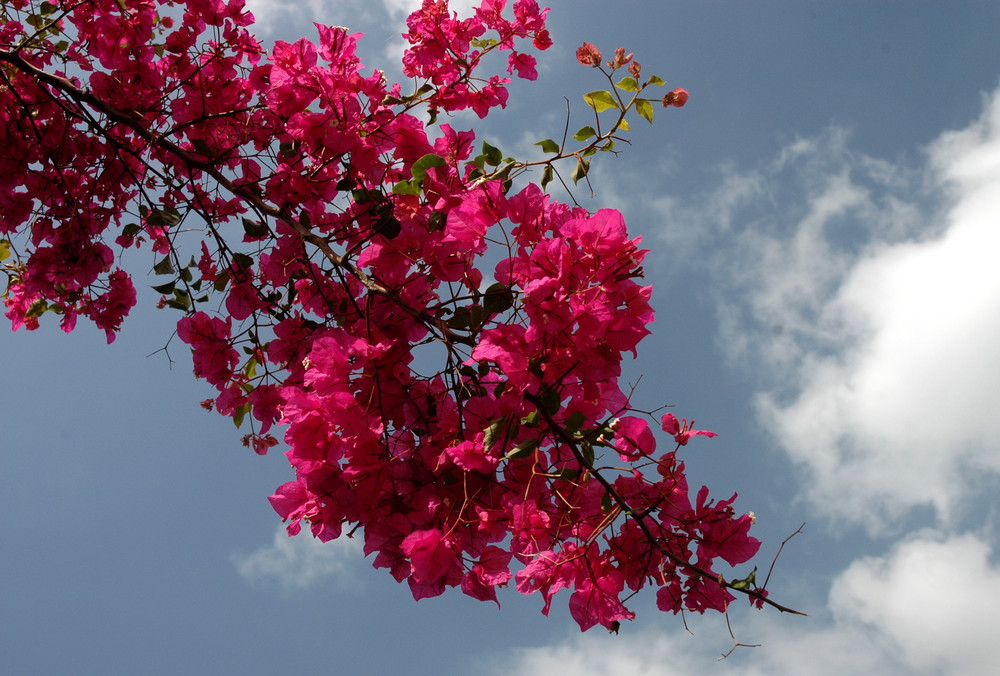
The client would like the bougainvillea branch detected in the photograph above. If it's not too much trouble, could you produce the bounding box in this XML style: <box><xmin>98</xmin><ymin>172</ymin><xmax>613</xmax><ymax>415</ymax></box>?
<box><xmin>0</xmin><ymin>0</ymin><xmax>799</xmax><ymax>631</ymax></box>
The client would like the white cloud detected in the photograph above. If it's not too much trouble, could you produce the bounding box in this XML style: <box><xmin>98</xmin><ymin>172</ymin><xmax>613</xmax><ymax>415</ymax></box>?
<box><xmin>674</xmin><ymin>86</ymin><xmax>1000</xmax><ymax>529</ymax></box>
<box><xmin>831</xmin><ymin>530</ymin><xmax>1000</xmax><ymax>675</ymax></box>
<box><xmin>761</xmin><ymin>87</ymin><xmax>1000</xmax><ymax>526</ymax></box>
<box><xmin>492</xmin><ymin>531</ymin><xmax>1000</xmax><ymax>676</ymax></box>
<box><xmin>234</xmin><ymin>526</ymin><xmax>363</xmax><ymax>591</ymax></box>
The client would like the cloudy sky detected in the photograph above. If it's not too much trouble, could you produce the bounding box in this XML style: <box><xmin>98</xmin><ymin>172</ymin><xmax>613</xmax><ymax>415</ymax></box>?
<box><xmin>4</xmin><ymin>1</ymin><xmax>1000</xmax><ymax>674</ymax></box>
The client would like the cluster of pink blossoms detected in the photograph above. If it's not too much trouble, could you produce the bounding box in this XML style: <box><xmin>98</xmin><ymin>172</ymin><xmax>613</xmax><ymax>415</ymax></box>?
<box><xmin>1</xmin><ymin>0</ymin><xmax>778</xmax><ymax>630</ymax></box>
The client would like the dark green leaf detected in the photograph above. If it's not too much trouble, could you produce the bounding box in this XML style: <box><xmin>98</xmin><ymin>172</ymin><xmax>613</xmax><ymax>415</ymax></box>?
<box><xmin>563</xmin><ymin>410</ymin><xmax>586</xmax><ymax>436</ymax></box>
<box><xmin>151</xmin><ymin>281</ymin><xmax>175</xmax><ymax>295</ymax></box>
<box><xmin>153</xmin><ymin>257</ymin><xmax>174</xmax><ymax>276</ymax></box>
<box><xmin>352</xmin><ymin>188</ymin><xmax>382</xmax><ymax>204</ymax></box>
<box><xmin>242</xmin><ymin>218</ymin><xmax>269</xmax><ymax>238</ymax></box>
<box><xmin>232</xmin><ymin>253</ymin><xmax>254</xmax><ymax>273</ymax></box>
<box><xmin>482</xmin><ymin>140</ymin><xmax>502</xmax><ymax>166</ymax></box>
<box><xmin>213</xmin><ymin>271</ymin><xmax>231</xmax><ymax>292</ymax></box>
<box><xmin>505</xmin><ymin>437</ymin><xmax>540</xmax><ymax>460</ymax></box>
<box><xmin>121</xmin><ymin>223</ymin><xmax>142</xmax><ymax>238</ymax></box>
<box><xmin>483</xmin><ymin>282</ymin><xmax>514</xmax><ymax>315</ymax></box>
<box><xmin>374</xmin><ymin>214</ymin><xmax>402</xmax><ymax>239</ymax></box>
<box><xmin>483</xmin><ymin>416</ymin><xmax>508</xmax><ymax>453</ymax></box>
<box><xmin>539</xmin><ymin>388</ymin><xmax>561</xmax><ymax>416</ymax></box>
<box><xmin>541</xmin><ymin>165</ymin><xmax>554</xmax><ymax>190</ymax></box>
<box><xmin>191</xmin><ymin>138</ymin><xmax>214</xmax><ymax>158</ymax></box>
<box><xmin>428</xmin><ymin>211</ymin><xmax>446</xmax><ymax>232</ymax></box>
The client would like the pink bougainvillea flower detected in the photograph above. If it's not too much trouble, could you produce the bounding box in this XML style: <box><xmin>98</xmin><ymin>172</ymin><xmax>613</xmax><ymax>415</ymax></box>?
<box><xmin>661</xmin><ymin>413</ymin><xmax>717</xmax><ymax>446</ymax></box>
<box><xmin>575</xmin><ymin>42</ymin><xmax>602</xmax><ymax>67</ymax></box>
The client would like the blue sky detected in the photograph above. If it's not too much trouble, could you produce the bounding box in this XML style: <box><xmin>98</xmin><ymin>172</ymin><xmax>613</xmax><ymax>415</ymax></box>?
<box><xmin>4</xmin><ymin>1</ymin><xmax>1000</xmax><ymax>673</ymax></box>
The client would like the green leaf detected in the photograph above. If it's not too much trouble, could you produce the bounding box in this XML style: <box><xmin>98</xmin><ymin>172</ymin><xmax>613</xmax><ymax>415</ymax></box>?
<box><xmin>191</xmin><ymin>138</ymin><xmax>214</xmax><ymax>158</ymax></box>
<box><xmin>601</xmin><ymin>139</ymin><xmax>616</xmax><ymax>152</ymax></box>
<box><xmin>25</xmin><ymin>299</ymin><xmax>48</xmax><ymax>318</ymax></box>
<box><xmin>278</xmin><ymin>140</ymin><xmax>299</xmax><ymax>158</ymax></box>
<box><xmin>583</xmin><ymin>90</ymin><xmax>620</xmax><ymax>113</ymax></box>
<box><xmin>482</xmin><ymin>140</ymin><xmax>502</xmax><ymax>166</ymax></box>
<box><xmin>233</xmin><ymin>403</ymin><xmax>251</xmax><ymax>429</ymax></box>
<box><xmin>232</xmin><ymin>253</ymin><xmax>254</xmax><ymax>273</ymax></box>
<box><xmin>573</xmin><ymin>126</ymin><xmax>597</xmax><ymax>142</ymax></box>
<box><xmin>648</xmin><ymin>75</ymin><xmax>666</xmax><ymax>87</ymax></box>
<box><xmin>411</xmin><ymin>153</ymin><xmax>446</xmax><ymax>183</ymax></box>
<box><xmin>636</xmin><ymin>99</ymin><xmax>654</xmax><ymax>124</ymax></box>
<box><xmin>505</xmin><ymin>437</ymin><xmax>540</xmax><ymax>460</ymax></box>
<box><xmin>615</xmin><ymin>77</ymin><xmax>638</xmax><ymax>92</ymax></box>
<box><xmin>352</xmin><ymin>188</ymin><xmax>381</xmax><ymax>204</ymax></box>
<box><xmin>242</xmin><ymin>218</ymin><xmax>269</xmax><ymax>238</ymax></box>
<box><xmin>563</xmin><ymin>410</ymin><xmax>586</xmax><ymax>436</ymax></box>
<box><xmin>0</xmin><ymin>239</ymin><xmax>10</xmax><ymax>262</ymax></box>
<box><xmin>391</xmin><ymin>180</ymin><xmax>421</xmax><ymax>196</ymax></box>
<box><xmin>618</xmin><ymin>117</ymin><xmax>631</xmax><ymax>132</ymax></box>
<box><xmin>428</xmin><ymin>211</ymin><xmax>446</xmax><ymax>232</ymax></box>
<box><xmin>570</xmin><ymin>157</ymin><xmax>590</xmax><ymax>185</ymax></box>
<box><xmin>153</xmin><ymin>257</ymin><xmax>174</xmax><ymax>275</ymax></box>
<box><xmin>374</xmin><ymin>214</ymin><xmax>402</xmax><ymax>239</ymax></box>
<box><xmin>483</xmin><ymin>416</ymin><xmax>508</xmax><ymax>453</ymax></box>
<box><xmin>730</xmin><ymin>566</ymin><xmax>758</xmax><ymax>591</ymax></box>
<box><xmin>539</xmin><ymin>388</ymin><xmax>561</xmax><ymax>416</ymax></box>
<box><xmin>600</xmin><ymin>490</ymin><xmax>613</xmax><ymax>513</ymax></box>
<box><xmin>151</xmin><ymin>281</ymin><xmax>175</xmax><ymax>295</ymax></box>
<box><xmin>213</xmin><ymin>271</ymin><xmax>231</xmax><ymax>292</ymax></box>
<box><xmin>172</xmin><ymin>287</ymin><xmax>190</xmax><ymax>308</ymax></box>
<box><xmin>120</xmin><ymin>223</ymin><xmax>141</xmax><ymax>238</ymax></box>
<box><xmin>145</xmin><ymin>207</ymin><xmax>182</xmax><ymax>227</ymax></box>
<box><xmin>581</xmin><ymin>440</ymin><xmax>595</xmax><ymax>466</ymax></box>
<box><xmin>483</xmin><ymin>282</ymin><xmax>515</xmax><ymax>315</ymax></box>
<box><xmin>541</xmin><ymin>165</ymin><xmax>554</xmax><ymax>190</ymax></box>
<box><xmin>535</xmin><ymin>139</ymin><xmax>560</xmax><ymax>154</ymax></box>
<box><xmin>243</xmin><ymin>357</ymin><xmax>258</xmax><ymax>379</ymax></box>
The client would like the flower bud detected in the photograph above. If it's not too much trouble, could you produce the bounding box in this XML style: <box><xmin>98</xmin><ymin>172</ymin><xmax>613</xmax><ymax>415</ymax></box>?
<box><xmin>662</xmin><ymin>88</ymin><xmax>689</xmax><ymax>108</ymax></box>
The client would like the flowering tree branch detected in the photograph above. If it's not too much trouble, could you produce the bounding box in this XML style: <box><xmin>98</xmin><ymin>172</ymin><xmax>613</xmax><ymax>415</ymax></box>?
<box><xmin>0</xmin><ymin>0</ymin><xmax>800</xmax><ymax>634</ymax></box>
